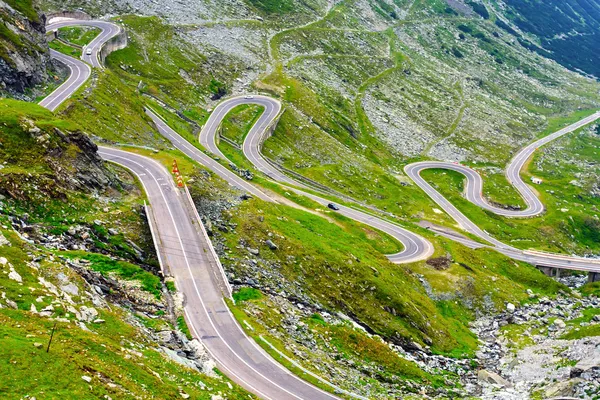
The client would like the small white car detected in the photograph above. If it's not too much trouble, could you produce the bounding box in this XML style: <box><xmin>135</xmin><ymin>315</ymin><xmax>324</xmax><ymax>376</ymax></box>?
<box><xmin>85</xmin><ymin>48</ymin><xmax>92</xmax><ymax>55</ymax></box>
<box><xmin>244</xmin><ymin>95</ymin><xmax>254</xmax><ymax>99</ymax></box>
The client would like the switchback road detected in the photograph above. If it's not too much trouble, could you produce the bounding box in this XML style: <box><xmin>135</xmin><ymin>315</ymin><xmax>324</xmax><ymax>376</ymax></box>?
<box><xmin>40</xmin><ymin>20</ymin><xmax>121</xmax><ymax>111</ymax></box>
<box><xmin>406</xmin><ymin>111</ymin><xmax>600</xmax><ymax>218</ymax></box>
<box><xmin>39</xmin><ymin>16</ymin><xmax>600</xmax><ymax>400</ymax></box>
<box><xmin>197</xmin><ymin>96</ymin><xmax>600</xmax><ymax>272</ymax></box>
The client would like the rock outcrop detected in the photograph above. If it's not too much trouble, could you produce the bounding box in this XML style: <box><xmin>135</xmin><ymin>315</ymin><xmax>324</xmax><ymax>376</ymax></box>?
<box><xmin>0</xmin><ymin>0</ymin><xmax>51</xmax><ymax>97</ymax></box>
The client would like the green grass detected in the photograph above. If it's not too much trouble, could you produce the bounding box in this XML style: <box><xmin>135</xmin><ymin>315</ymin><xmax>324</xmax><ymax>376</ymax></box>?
<box><xmin>0</xmin><ymin>306</ymin><xmax>251</xmax><ymax>399</ymax></box>
<box><xmin>247</xmin><ymin>0</ymin><xmax>295</xmax><ymax>14</ymax></box>
<box><xmin>165</xmin><ymin>280</ymin><xmax>176</xmax><ymax>293</ymax></box>
<box><xmin>220</xmin><ymin>104</ymin><xmax>264</xmax><ymax>145</ymax></box>
<box><xmin>105</xmin><ymin>15</ymin><xmax>240</xmax><ymax>106</ymax></box>
<box><xmin>61</xmin><ymin>252</ymin><xmax>162</xmax><ymax>299</ymax></box>
<box><xmin>560</xmin><ymin>324</ymin><xmax>600</xmax><ymax>340</ymax></box>
<box><xmin>0</xmin><ymin>205</ymin><xmax>251</xmax><ymax>399</ymax></box>
<box><xmin>307</xmin><ymin>316</ymin><xmax>442</xmax><ymax>385</ymax></box>
<box><xmin>581</xmin><ymin>281</ymin><xmax>600</xmax><ymax>297</ymax></box>
<box><xmin>499</xmin><ymin>324</ymin><xmax>535</xmax><ymax>351</ymax></box>
<box><xmin>228</xmin><ymin>296</ymin><xmax>445</xmax><ymax>398</ymax></box>
<box><xmin>59</xmin><ymin>70</ymin><xmax>165</xmax><ymax>145</ymax></box>
<box><xmin>58</xmin><ymin>26</ymin><xmax>101</xmax><ymax>47</ymax></box>
<box><xmin>49</xmin><ymin>39</ymin><xmax>82</xmax><ymax>58</ymax></box>
<box><xmin>218</xmin><ymin>190</ymin><xmax>564</xmax><ymax>355</ymax></box>
<box><xmin>233</xmin><ymin>287</ymin><xmax>262</xmax><ymax>302</ymax></box>
<box><xmin>177</xmin><ymin>316</ymin><xmax>192</xmax><ymax>340</ymax></box>
<box><xmin>4</xmin><ymin>0</ymin><xmax>39</xmax><ymax>22</ymax></box>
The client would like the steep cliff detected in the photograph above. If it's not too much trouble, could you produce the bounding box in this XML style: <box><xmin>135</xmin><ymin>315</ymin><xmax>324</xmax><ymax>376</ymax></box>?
<box><xmin>0</xmin><ymin>0</ymin><xmax>51</xmax><ymax>98</ymax></box>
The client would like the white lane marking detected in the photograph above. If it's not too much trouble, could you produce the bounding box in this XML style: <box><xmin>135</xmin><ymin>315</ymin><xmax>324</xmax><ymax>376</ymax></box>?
<box><xmin>40</xmin><ymin>51</ymin><xmax>90</xmax><ymax>111</ymax></box>
<box><xmin>99</xmin><ymin>149</ymin><xmax>309</xmax><ymax>400</ymax></box>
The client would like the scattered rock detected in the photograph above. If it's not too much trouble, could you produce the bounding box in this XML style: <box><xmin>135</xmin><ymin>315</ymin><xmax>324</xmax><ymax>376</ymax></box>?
<box><xmin>61</xmin><ymin>283</ymin><xmax>79</xmax><ymax>296</ymax></box>
<box><xmin>79</xmin><ymin>306</ymin><xmax>99</xmax><ymax>322</ymax></box>
<box><xmin>554</xmin><ymin>318</ymin><xmax>566</xmax><ymax>329</ymax></box>
<box><xmin>265</xmin><ymin>239</ymin><xmax>278</xmax><ymax>250</ymax></box>
<box><xmin>477</xmin><ymin>369</ymin><xmax>513</xmax><ymax>388</ymax></box>
<box><xmin>0</xmin><ymin>231</ymin><xmax>10</xmax><ymax>246</ymax></box>
<box><xmin>5</xmin><ymin>299</ymin><xmax>18</xmax><ymax>309</ymax></box>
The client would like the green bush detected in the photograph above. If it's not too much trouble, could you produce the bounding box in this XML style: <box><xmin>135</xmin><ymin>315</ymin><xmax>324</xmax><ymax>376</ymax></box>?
<box><xmin>233</xmin><ymin>287</ymin><xmax>262</xmax><ymax>302</ymax></box>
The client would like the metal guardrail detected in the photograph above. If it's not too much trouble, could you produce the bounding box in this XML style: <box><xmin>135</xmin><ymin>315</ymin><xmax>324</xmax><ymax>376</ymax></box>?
<box><xmin>524</xmin><ymin>249</ymin><xmax>600</xmax><ymax>264</ymax></box>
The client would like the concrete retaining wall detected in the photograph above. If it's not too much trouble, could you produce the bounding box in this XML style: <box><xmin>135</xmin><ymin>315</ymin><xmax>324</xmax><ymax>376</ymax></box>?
<box><xmin>99</xmin><ymin>28</ymin><xmax>128</xmax><ymax>65</ymax></box>
<box><xmin>46</xmin><ymin>11</ymin><xmax>91</xmax><ymax>23</ymax></box>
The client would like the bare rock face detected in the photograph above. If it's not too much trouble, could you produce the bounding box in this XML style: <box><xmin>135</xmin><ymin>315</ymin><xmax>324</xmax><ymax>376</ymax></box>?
<box><xmin>0</xmin><ymin>1</ymin><xmax>51</xmax><ymax>97</ymax></box>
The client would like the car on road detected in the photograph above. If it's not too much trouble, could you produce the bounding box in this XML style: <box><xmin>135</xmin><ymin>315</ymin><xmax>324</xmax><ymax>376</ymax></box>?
<box><xmin>327</xmin><ymin>203</ymin><xmax>339</xmax><ymax>210</ymax></box>
<box><xmin>244</xmin><ymin>95</ymin><xmax>254</xmax><ymax>99</ymax></box>
<box><xmin>85</xmin><ymin>48</ymin><xmax>92</xmax><ymax>55</ymax></box>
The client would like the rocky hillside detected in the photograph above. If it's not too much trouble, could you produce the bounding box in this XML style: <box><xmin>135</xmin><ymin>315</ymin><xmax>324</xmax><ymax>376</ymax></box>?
<box><xmin>491</xmin><ymin>0</ymin><xmax>600</xmax><ymax>78</ymax></box>
<box><xmin>0</xmin><ymin>99</ymin><xmax>253</xmax><ymax>398</ymax></box>
<box><xmin>0</xmin><ymin>0</ymin><xmax>53</xmax><ymax>98</ymax></box>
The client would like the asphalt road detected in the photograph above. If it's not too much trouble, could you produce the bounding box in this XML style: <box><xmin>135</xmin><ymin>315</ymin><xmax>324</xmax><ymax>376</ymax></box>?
<box><xmin>407</xmin><ymin>111</ymin><xmax>600</xmax><ymax>218</ymax></box>
<box><xmin>196</xmin><ymin>96</ymin><xmax>434</xmax><ymax>263</ymax></box>
<box><xmin>40</xmin><ymin>16</ymin><xmax>600</xmax><ymax>399</ymax></box>
<box><xmin>404</xmin><ymin>113</ymin><xmax>600</xmax><ymax>272</ymax></box>
<box><xmin>98</xmin><ymin>147</ymin><xmax>341</xmax><ymax>400</ymax></box>
<box><xmin>197</xmin><ymin>96</ymin><xmax>600</xmax><ymax>272</ymax></box>
<box><xmin>38</xmin><ymin>49</ymin><xmax>91</xmax><ymax>112</ymax></box>
<box><xmin>39</xmin><ymin>20</ymin><xmax>120</xmax><ymax>111</ymax></box>
<box><xmin>46</xmin><ymin>19</ymin><xmax>121</xmax><ymax>68</ymax></box>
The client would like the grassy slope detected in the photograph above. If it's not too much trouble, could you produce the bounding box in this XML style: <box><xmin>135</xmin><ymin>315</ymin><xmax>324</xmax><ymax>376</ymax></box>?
<box><xmin>49</xmin><ymin>39</ymin><xmax>82</xmax><ymax>57</ymax></box>
<box><xmin>220</xmin><ymin>104</ymin><xmax>264</xmax><ymax>145</ymax></box>
<box><xmin>256</xmin><ymin>1</ymin><xmax>600</xmax><ymax>257</ymax></box>
<box><xmin>24</xmin><ymin>3</ymin><xmax>597</xmax><ymax>391</ymax></box>
<box><xmin>175</xmin><ymin>75</ymin><xmax>569</xmax><ymax>360</ymax></box>
<box><xmin>125</xmin><ymin>97</ymin><xmax>564</xmax><ymax>362</ymax></box>
<box><xmin>58</xmin><ymin>26</ymin><xmax>101</xmax><ymax>47</ymax></box>
<box><xmin>0</xmin><ymin>230</ymin><xmax>252</xmax><ymax>399</ymax></box>
<box><xmin>0</xmin><ymin>100</ymin><xmax>252</xmax><ymax>398</ymax></box>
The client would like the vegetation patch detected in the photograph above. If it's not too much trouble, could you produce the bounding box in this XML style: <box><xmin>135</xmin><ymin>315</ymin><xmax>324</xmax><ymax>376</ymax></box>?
<box><xmin>62</xmin><ymin>251</ymin><xmax>162</xmax><ymax>299</ymax></box>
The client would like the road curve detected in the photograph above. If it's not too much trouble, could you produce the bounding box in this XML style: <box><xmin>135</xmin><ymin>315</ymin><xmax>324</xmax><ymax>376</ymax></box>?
<box><xmin>98</xmin><ymin>147</ymin><xmax>341</xmax><ymax>400</ymax></box>
<box><xmin>38</xmin><ymin>49</ymin><xmax>91</xmax><ymax>112</ymax></box>
<box><xmin>38</xmin><ymin>16</ymin><xmax>600</xmax><ymax>398</ymax></box>
<box><xmin>404</xmin><ymin>115</ymin><xmax>600</xmax><ymax>272</ymax></box>
<box><xmin>197</xmin><ymin>96</ymin><xmax>600</xmax><ymax>272</ymax></box>
<box><xmin>46</xmin><ymin>19</ymin><xmax>121</xmax><ymax>68</ymax></box>
<box><xmin>39</xmin><ymin>20</ymin><xmax>121</xmax><ymax>111</ymax></box>
<box><xmin>197</xmin><ymin>95</ymin><xmax>434</xmax><ymax>263</ymax></box>
<box><xmin>406</xmin><ymin>111</ymin><xmax>600</xmax><ymax>218</ymax></box>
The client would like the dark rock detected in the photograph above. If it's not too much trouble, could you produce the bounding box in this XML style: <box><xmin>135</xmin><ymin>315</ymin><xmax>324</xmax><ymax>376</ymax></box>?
<box><xmin>426</xmin><ymin>255</ymin><xmax>452</xmax><ymax>270</ymax></box>
<box><xmin>0</xmin><ymin>3</ymin><xmax>52</xmax><ymax>98</ymax></box>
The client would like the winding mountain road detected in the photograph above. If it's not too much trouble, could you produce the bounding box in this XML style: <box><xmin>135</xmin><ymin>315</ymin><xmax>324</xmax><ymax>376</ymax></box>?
<box><xmin>196</xmin><ymin>96</ymin><xmax>433</xmax><ymax>263</ymax></box>
<box><xmin>98</xmin><ymin>147</ymin><xmax>341</xmax><ymax>400</ymax></box>
<box><xmin>197</xmin><ymin>96</ymin><xmax>600</xmax><ymax>273</ymax></box>
<box><xmin>406</xmin><ymin>111</ymin><xmax>600</xmax><ymax>218</ymax></box>
<box><xmin>40</xmin><ymin>20</ymin><xmax>346</xmax><ymax>400</ymax></box>
<box><xmin>39</xmin><ymin>16</ymin><xmax>600</xmax><ymax>400</ymax></box>
<box><xmin>40</xmin><ymin>20</ymin><xmax>121</xmax><ymax>111</ymax></box>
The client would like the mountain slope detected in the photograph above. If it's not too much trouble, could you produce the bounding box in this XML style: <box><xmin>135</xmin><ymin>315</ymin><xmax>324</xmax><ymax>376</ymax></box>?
<box><xmin>492</xmin><ymin>0</ymin><xmax>600</xmax><ymax>78</ymax></box>
<box><xmin>0</xmin><ymin>0</ymin><xmax>53</xmax><ymax>97</ymax></box>
<box><xmin>0</xmin><ymin>98</ymin><xmax>254</xmax><ymax>399</ymax></box>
